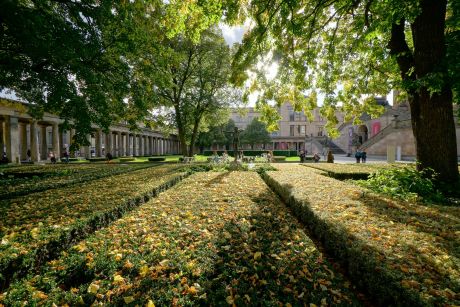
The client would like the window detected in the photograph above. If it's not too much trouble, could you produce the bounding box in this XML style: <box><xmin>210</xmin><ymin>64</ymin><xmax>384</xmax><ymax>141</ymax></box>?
<box><xmin>300</xmin><ymin>125</ymin><xmax>306</xmax><ymax>134</ymax></box>
<box><xmin>289</xmin><ymin>111</ymin><xmax>295</xmax><ymax>121</ymax></box>
<box><xmin>317</xmin><ymin>126</ymin><xmax>323</xmax><ymax>136</ymax></box>
<box><xmin>290</xmin><ymin>125</ymin><xmax>295</xmax><ymax>136</ymax></box>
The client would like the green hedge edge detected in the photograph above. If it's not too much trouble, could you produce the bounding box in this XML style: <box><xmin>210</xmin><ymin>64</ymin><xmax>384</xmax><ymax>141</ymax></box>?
<box><xmin>0</xmin><ymin>164</ymin><xmax>158</xmax><ymax>200</ymax></box>
<box><xmin>260</xmin><ymin>172</ymin><xmax>426</xmax><ymax>307</ymax></box>
<box><xmin>0</xmin><ymin>172</ymin><xmax>190</xmax><ymax>292</ymax></box>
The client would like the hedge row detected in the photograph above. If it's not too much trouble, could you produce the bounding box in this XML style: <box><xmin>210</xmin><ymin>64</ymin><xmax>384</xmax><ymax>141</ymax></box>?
<box><xmin>203</xmin><ymin>150</ymin><xmax>299</xmax><ymax>157</ymax></box>
<box><xmin>262</xmin><ymin>164</ymin><xmax>460</xmax><ymax>306</ymax></box>
<box><xmin>1</xmin><ymin>171</ymin><xmax>359</xmax><ymax>306</ymax></box>
<box><xmin>0</xmin><ymin>164</ymin><xmax>155</xmax><ymax>199</ymax></box>
<box><xmin>0</xmin><ymin>165</ymin><xmax>187</xmax><ymax>290</ymax></box>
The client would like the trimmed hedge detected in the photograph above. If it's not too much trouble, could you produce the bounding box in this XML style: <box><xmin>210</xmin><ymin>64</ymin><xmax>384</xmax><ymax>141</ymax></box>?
<box><xmin>87</xmin><ymin>157</ymin><xmax>108</xmax><ymax>162</ymax></box>
<box><xmin>273</xmin><ymin>156</ymin><xmax>286</xmax><ymax>162</ymax></box>
<box><xmin>0</xmin><ymin>166</ymin><xmax>187</xmax><ymax>290</ymax></box>
<box><xmin>203</xmin><ymin>150</ymin><xmax>299</xmax><ymax>157</ymax></box>
<box><xmin>0</xmin><ymin>164</ymin><xmax>154</xmax><ymax>200</ymax></box>
<box><xmin>262</xmin><ymin>165</ymin><xmax>460</xmax><ymax>306</ymax></box>
<box><xmin>148</xmin><ymin>157</ymin><xmax>166</xmax><ymax>162</ymax></box>
<box><xmin>119</xmin><ymin>157</ymin><xmax>135</xmax><ymax>162</ymax></box>
<box><xmin>1</xmin><ymin>172</ymin><xmax>360</xmax><ymax>306</ymax></box>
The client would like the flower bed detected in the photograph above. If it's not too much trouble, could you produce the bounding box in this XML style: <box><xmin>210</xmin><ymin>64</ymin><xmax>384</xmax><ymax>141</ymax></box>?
<box><xmin>262</xmin><ymin>166</ymin><xmax>460</xmax><ymax>306</ymax></box>
<box><xmin>0</xmin><ymin>164</ymin><xmax>155</xmax><ymax>199</ymax></box>
<box><xmin>0</xmin><ymin>165</ymin><xmax>186</xmax><ymax>289</ymax></box>
<box><xmin>1</xmin><ymin>172</ymin><xmax>360</xmax><ymax>306</ymax></box>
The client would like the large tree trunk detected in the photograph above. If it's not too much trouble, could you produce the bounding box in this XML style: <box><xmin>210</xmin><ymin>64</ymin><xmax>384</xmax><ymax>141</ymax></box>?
<box><xmin>188</xmin><ymin>118</ymin><xmax>201</xmax><ymax>157</ymax></box>
<box><xmin>389</xmin><ymin>0</ymin><xmax>458</xmax><ymax>182</ymax></box>
<box><xmin>410</xmin><ymin>0</ymin><xmax>458</xmax><ymax>182</ymax></box>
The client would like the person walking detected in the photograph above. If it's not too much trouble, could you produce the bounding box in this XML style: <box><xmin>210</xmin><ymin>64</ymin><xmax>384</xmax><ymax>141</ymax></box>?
<box><xmin>327</xmin><ymin>150</ymin><xmax>334</xmax><ymax>163</ymax></box>
<box><xmin>361</xmin><ymin>150</ymin><xmax>367</xmax><ymax>163</ymax></box>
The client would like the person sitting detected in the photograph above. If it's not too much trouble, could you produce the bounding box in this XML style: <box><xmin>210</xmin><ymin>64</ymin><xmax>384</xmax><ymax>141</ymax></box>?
<box><xmin>1</xmin><ymin>152</ymin><xmax>8</xmax><ymax>164</ymax></box>
<box><xmin>49</xmin><ymin>151</ymin><xmax>57</xmax><ymax>164</ymax></box>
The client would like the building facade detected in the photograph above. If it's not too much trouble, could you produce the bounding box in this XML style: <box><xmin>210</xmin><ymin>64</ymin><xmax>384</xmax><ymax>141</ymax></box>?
<box><xmin>0</xmin><ymin>99</ymin><xmax>181</xmax><ymax>163</ymax></box>
<box><xmin>230</xmin><ymin>99</ymin><xmax>460</xmax><ymax>159</ymax></box>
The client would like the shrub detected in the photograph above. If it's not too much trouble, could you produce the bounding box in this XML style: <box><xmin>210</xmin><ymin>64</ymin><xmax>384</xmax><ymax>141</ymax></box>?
<box><xmin>273</xmin><ymin>156</ymin><xmax>286</xmax><ymax>162</ymax></box>
<box><xmin>356</xmin><ymin>166</ymin><xmax>444</xmax><ymax>203</ymax></box>
<box><xmin>202</xmin><ymin>150</ymin><xmax>298</xmax><ymax>157</ymax></box>
<box><xmin>148</xmin><ymin>157</ymin><xmax>166</xmax><ymax>162</ymax></box>
<box><xmin>87</xmin><ymin>158</ymin><xmax>107</xmax><ymax>162</ymax></box>
<box><xmin>119</xmin><ymin>157</ymin><xmax>135</xmax><ymax>162</ymax></box>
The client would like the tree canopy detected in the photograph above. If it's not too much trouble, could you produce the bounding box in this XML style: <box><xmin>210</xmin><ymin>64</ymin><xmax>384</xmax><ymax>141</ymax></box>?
<box><xmin>222</xmin><ymin>0</ymin><xmax>459</xmax><ymax>181</ymax></box>
<box><xmin>241</xmin><ymin>118</ymin><xmax>271</xmax><ymax>149</ymax></box>
<box><xmin>139</xmin><ymin>26</ymin><xmax>236</xmax><ymax>156</ymax></box>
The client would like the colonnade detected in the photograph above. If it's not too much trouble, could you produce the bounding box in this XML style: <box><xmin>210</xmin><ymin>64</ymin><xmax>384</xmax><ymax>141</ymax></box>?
<box><xmin>0</xmin><ymin>113</ymin><xmax>181</xmax><ymax>163</ymax></box>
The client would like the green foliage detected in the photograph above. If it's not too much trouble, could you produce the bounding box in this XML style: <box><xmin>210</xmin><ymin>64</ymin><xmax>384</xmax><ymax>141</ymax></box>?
<box><xmin>240</xmin><ymin>118</ymin><xmax>271</xmax><ymax>148</ymax></box>
<box><xmin>202</xmin><ymin>150</ymin><xmax>298</xmax><ymax>157</ymax></box>
<box><xmin>357</xmin><ymin>167</ymin><xmax>444</xmax><ymax>203</ymax></box>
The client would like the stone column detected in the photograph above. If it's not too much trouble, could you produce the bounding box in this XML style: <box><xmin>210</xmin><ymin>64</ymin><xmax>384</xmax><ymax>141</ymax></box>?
<box><xmin>117</xmin><ymin>131</ymin><xmax>123</xmax><ymax>156</ymax></box>
<box><xmin>126</xmin><ymin>134</ymin><xmax>132</xmax><ymax>156</ymax></box>
<box><xmin>138</xmin><ymin>135</ymin><xmax>143</xmax><ymax>156</ymax></box>
<box><xmin>95</xmin><ymin>129</ymin><xmax>102</xmax><ymax>157</ymax></box>
<box><xmin>20</xmin><ymin>123</ymin><xmax>28</xmax><ymax>160</ymax></box>
<box><xmin>59</xmin><ymin>130</ymin><xmax>64</xmax><ymax>154</ymax></box>
<box><xmin>144</xmin><ymin>136</ymin><xmax>148</xmax><ymax>156</ymax></box>
<box><xmin>4</xmin><ymin>116</ymin><xmax>20</xmax><ymax>163</ymax></box>
<box><xmin>52</xmin><ymin>123</ymin><xmax>60</xmax><ymax>158</ymax></box>
<box><xmin>149</xmin><ymin>136</ymin><xmax>153</xmax><ymax>156</ymax></box>
<box><xmin>105</xmin><ymin>131</ymin><xmax>112</xmax><ymax>155</ymax></box>
<box><xmin>69</xmin><ymin>129</ymin><xmax>75</xmax><ymax>151</ymax></box>
<box><xmin>40</xmin><ymin>125</ymin><xmax>48</xmax><ymax>160</ymax></box>
<box><xmin>83</xmin><ymin>134</ymin><xmax>91</xmax><ymax>159</ymax></box>
<box><xmin>30</xmin><ymin>121</ymin><xmax>39</xmax><ymax>162</ymax></box>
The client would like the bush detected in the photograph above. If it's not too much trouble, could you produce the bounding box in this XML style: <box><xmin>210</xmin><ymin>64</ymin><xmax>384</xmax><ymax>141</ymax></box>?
<box><xmin>119</xmin><ymin>157</ymin><xmax>135</xmax><ymax>162</ymax></box>
<box><xmin>148</xmin><ymin>157</ymin><xmax>166</xmax><ymax>162</ymax></box>
<box><xmin>87</xmin><ymin>158</ymin><xmax>107</xmax><ymax>162</ymax></box>
<box><xmin>356</xmin><ymin>166</ymin><xmax>444</xmax><ymax>203</ymax></box>
<box><xmin>273</xmin><ymin>156</ymin><xmax>286</xmax><ymax>162</ymax></box>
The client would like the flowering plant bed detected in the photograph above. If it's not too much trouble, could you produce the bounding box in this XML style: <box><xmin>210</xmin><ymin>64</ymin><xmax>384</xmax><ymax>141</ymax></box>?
<box><xmin>0</xmin><ymin>164</ymin><xmax>155</xmax><ymax>199</ymax></box>
<box><xmin>1</xmin><ymin>172</ymin><xmax>360</xmax><ymax>306</ymax></box>
<box><xmin>0</xmin><ymin>165</ymin><xmax>186</xmax><ymax>289</ymax></box>
<box><xmin>262</xmin><ymin>165</ymin><xmax>460</xmax><ymax>306</ymax></box>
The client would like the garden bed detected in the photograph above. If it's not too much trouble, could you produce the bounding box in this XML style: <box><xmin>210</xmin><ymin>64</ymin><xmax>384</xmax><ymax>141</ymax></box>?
<box><xmin>0</xmin><ymin>164</ymin><xmax>155</xmax><ymax>199</ymax></box>
<box><xmin>1</xmin><ymin>172</ymin><xmax>360</xmax><ymax>306</ymax></box>
<box><xmin>262</xmin><ymin>165</ymin><xmax>460</xmax><ymax>306</ymax></box>
<box><xmin>0</xmin><ymin>165</ymin><xmax>186</xmax><ymax>290</ymax></box>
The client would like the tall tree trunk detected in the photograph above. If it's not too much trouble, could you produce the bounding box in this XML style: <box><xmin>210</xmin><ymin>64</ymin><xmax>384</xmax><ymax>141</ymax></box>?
<box><xmin>174</xmin><ymin>104</ymin><xmax>188</xmax><ymax>157</ymax></box>
<box><xmin>389</xmin><ymin>0</ymin><xmax>458</xmax><ymax>182</ymax></box>
<box><xmin>188</xmin><ymin>118</ymin><xmax>201</xmax><ymax>157</ymax></box>
<box><xmin>410</xmin><ymin>0</ymin><xmax>458</xmax><ymax>182</ymax></box>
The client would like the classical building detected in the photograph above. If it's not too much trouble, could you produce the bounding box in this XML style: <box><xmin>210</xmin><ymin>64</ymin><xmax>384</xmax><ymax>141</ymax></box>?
<box><xmin>230</xmin><ymin>98</ymin><xmax>460</xmax><ymax>159</ymax></box>
<box><xmin>0</xmin><ymin>99</ymin><xmax>181</xmax><ymax>163</ymax></box>
<box><xmin>230</xmin><ymin>103</ymin><xmax>346</xmax><ymax>154</ymax></box>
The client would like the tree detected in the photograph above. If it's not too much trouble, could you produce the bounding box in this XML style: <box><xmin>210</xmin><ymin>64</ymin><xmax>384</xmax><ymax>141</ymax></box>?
<box><xmin>143</xmin><ymin>27</ymin><xmax>235</xmax><ymax>156</ymax></box>
<box><xmin>241</xmin><ymin>118</ymin><xmax>271</xmax><ymax>149</ymax></box>
<box><xmin>0</xmin><ymin>0</ymin><xmax>222</xmax><ymax>146</ymax></box>
<box><xmin>224</xmin><ymin>0</ymin><xmax>459</xmax><ymax>182</ymax></box>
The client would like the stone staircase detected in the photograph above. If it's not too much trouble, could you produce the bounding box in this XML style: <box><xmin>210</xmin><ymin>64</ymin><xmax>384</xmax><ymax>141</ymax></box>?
<box><xmin>360</xmin><ymin>119</ymin><xmax>412</xmax><ymax>150</ymax></box>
